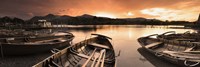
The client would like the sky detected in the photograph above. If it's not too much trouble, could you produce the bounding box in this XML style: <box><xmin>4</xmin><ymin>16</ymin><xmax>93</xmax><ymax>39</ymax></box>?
<box><xmin>0</xmin><ymin>0</ymin><xmax>200</xmax><ymax>21</ymax></box>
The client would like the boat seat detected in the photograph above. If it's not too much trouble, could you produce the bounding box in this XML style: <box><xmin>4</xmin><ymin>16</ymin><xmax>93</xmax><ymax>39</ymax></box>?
<box><xmin>75</xmin><ymin>53</ymin><xmax>103</xmax><ymax>60</ymax></box>
<box><xmin>162</xmin><ymin>51</ymin><xmax>178</xmax><ymax>54</ymax></box>
<box><xmin>5</xmin><ymin>38</ymin><xmax>15</xmax><ymax>43</ymax></box>
<box><xmin>145</xmin><ymin>42</ymin><xmax>163</xmax><ymax>48</ymax></box>
<box><xmin>89</xmin><ymin>43</ymin><xmax>110</xmax><ymax>49</ymax></box>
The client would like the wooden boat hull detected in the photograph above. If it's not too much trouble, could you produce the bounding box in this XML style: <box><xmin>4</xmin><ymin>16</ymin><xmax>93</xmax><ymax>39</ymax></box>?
<box><xmin>33</xmin><ymin>34</ymin><xmax>116</xmax><ymax>67</ymax></box>
<box><xmin>138</xmin><ymin>34</ymin><xmax>200</xmax><ymax>67</ymax></box>
<box><xmin>137</xmin><ymin>47</ymin><xmax>177</xmax><ymax>67</ymax></box>
<box><xmin>0</xmin><ymin>40</ymin><xmax>70</xmax><ymax>56</ymax></box>
<box><xmin>0</xmin><ymin>32</ymin><xmax>74</xmax><ymax>56</ymax></box>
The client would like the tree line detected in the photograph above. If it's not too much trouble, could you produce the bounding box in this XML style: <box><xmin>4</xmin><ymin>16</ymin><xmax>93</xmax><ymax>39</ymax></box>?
<box><xmin>0</xmin><ymin>14</ymin><xmax>195</xmax><ymax>26</ymax></box>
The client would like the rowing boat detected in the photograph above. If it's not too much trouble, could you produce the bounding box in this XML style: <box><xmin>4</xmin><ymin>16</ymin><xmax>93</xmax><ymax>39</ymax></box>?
<box><xmin>157</xmin><ymin>31</ymin><xmax>200</xmax><ymax>42</ymax></box>
<box><xmin>33</xmin><ymin>34</ymin><xmax>117</xmax><ymax>67</ymax></box>
<box><xmin>138</xmin><ymin>33</ymin><xmax>200</xmax><ymax>67</ymax></box>
<box><xmin>0</xmin><ymin>32</ymin><xmax>74</xmax><ymax>56</ymax></box>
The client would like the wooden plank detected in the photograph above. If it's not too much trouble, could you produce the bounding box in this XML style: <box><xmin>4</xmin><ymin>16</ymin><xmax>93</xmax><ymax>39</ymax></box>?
<box><xmin>82</xmin><ymin>48</ymin><xmax>97</xmax><ymax>67</ymax></box>
<box><xmin>175</xmin><ymin>39</ymin><xmax>195</xmax><ymax>41</ymax></box>
<box><xmin>162</xmin><ymin>51</ymin><xmax>200</xmax><ymax>59</ymax></box>
<box><xmin>184</xmin><ymin>46</ymin><xmax>195</xmax><ymax>52</ymax></box>
<box><xmin>89</xmin><ymin>43</ymin><xmax>110</xmax><ymax>49</ymax></box>
<box><xmin>145</xmin><ymin>42</ymin><xmax>162</xmax><ymax>48</ymax></box>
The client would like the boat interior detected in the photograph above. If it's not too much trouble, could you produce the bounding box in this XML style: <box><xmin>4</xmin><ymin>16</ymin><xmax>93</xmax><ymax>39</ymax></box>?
<box><xmin>33</xmin><ymin>36</ymin><xmax>116</xmax><ymax>67</ymax></box>
<box><xmin>138</xmin><ymin>32</ymin><xmax>200</xmax><ymax>67</ymax></box>
<box><xmin>139</xmin><ymin>34</ymin><xmax>200</xmax><ymax>55</ymax></box>
<box><xmin>158</xmin><ymin>31</ymin><xmax>200</xmax><ymax>42</ymax></box>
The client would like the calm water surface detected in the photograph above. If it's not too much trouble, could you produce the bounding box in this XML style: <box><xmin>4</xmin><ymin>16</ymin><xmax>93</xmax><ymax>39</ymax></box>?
<box><xmin>69</xmin><ymin>25</ymin><xmax>196</xmax><ymax>67</ymax></box>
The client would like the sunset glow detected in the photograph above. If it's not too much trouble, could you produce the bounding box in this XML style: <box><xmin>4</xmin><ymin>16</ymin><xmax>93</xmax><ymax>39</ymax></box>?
<box><xmin>140</xmin><ymin>7</ymin><xmax>199</xmax><ymax>21</ymax></box>
<box><xmin>94</xmin><ymin>13</ymin><xmax>116</xmax><ymax>18</ymax></box>
<box><xmin>0</xmin><ymin>0</ymin><xmax>199</xmax><ymax>21</ymax></box>
<box><xmin>140</xmin><ymin>8</ymin><xmax>177</xmax><ymax>20</ymax></box>
<box><xmin>141</xmin><ymin>8</ymin><xmax>169</xmax><ymax>16</ymax></box>
<box><xmin>127</xmin><ymin>12</ymin><xmax>134</xmax><ymax>16</ymax></box>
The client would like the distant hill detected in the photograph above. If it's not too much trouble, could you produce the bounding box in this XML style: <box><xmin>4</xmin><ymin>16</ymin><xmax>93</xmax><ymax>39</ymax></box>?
<box><xmin>0</xmin><ymin>14</ymin><xmax>192</xmax><ymax>25</ymax></box>
<box><xmin>0</xmin><ymin>16</ymin><xmax>24</xmax><ymax>26</ymax></box>
<box><xmin>29</xmin><ymin>14</ymin><xmax>143</xmax><ymax>25</ymax></box>
<box><xmin>28</xmin><ymin>14</ymin><xmax>117</xmax><ymax>25</ymax></box>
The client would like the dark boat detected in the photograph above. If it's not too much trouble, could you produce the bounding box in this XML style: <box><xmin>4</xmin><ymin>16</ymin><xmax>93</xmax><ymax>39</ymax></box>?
<box><xmin>0</xmin><ymin>32</ymin><xmax>74</xmax><ymax>56</ymax></box>
<box><xmin>137</xmin><ymin>48</ymin><xmax>177</xmax><ymax>67</ymax></box>
<box><xmin>33</xmin><ymin>34</ymin><xmax>117</xmax><ymax>67</ymax></box>
<box><xmin>138</xmin><ymin>33</ymin><xmax>200</xmax><ymax>67</ymax></box>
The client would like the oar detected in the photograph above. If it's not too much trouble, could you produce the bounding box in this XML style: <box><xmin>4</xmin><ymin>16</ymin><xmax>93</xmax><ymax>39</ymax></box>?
<box><xmin>95</xmin><ymin>49</ymin><xmax>105</xmax><ymax>67</ymax></box>
<box><xmin>101</xmin><ymin>49</ymin><xmax>106</xmax><ymax>67</ymax></box>
<box><xmin>91</xmin><ymin>53</ymin><xmax>100</xmax><ymax>67</ymax></box>
<box><xmin>82</xmin><ymin>48</ymin><xmax>97</xmax><ymax>67</ymax></box>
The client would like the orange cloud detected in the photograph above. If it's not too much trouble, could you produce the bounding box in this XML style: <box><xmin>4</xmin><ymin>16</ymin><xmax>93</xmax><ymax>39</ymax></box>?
<box><xmin>0</xmin><ymin>0</ymin><xmax>199</xmax><ymax>21</ymax></box>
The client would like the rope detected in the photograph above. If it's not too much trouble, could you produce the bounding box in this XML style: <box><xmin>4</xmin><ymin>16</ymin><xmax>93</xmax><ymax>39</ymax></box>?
<box><xmin>184</xmin><ymin>60</ymin><xmax>199</xmax><ymax>67</ymax></box>
<box><xmin>155</xmin><ymin>52</ymin><xmax>163</xmax><ymax>57</ymax></box>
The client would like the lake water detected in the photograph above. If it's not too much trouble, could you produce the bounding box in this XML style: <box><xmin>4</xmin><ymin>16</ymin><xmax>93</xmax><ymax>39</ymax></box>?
<box><xmin>69</xmin><ymin>25</ymin><xmax>196</xmax><ymax>67</ymax></box>
<box><xmin>0</xmin><ymin>25</ymin><xmax>197</xmax><ymax>67</ymax></box>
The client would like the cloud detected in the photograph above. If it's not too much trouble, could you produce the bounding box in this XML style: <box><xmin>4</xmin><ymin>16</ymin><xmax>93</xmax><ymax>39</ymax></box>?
<box><xmin>0</xmin><ymin>0</ymin><xmax>199</xmax><ymax>21</ymax></box>
<box><xmin>140</xmin><ymin>5</ymin><xmax>200</xmax><ymax>21</ymax></box>
<box><xmin>141</xmin><ymin>8</ymin><xmax>175</xmax><ymax>16</ymax></box>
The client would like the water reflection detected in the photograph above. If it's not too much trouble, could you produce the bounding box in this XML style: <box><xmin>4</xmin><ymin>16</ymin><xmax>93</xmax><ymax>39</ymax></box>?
<box><xmin>128</xmin><ymin>28</ymin><xmax>134</xmax><ymax>38</ymax></box>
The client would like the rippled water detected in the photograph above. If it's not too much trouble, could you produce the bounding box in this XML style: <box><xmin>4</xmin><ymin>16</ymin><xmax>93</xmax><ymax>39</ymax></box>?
<box><xmin>69</xmin><ymin>25</ymin><xmax>196</xmax><ymax>67</ymax></box>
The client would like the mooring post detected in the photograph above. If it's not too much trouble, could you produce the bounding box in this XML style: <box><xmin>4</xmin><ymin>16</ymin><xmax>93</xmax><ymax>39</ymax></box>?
<box><xmin>0</xmin><ymin>43</ymin><xmax>4</xmax><ymax>58</ymax></box>
<box><xmin>197</xmin><ymin>14</ymin><xmax>200</xmax><ymax>24</ymax></box>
